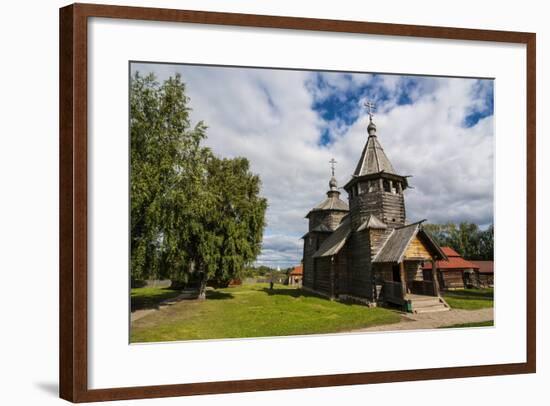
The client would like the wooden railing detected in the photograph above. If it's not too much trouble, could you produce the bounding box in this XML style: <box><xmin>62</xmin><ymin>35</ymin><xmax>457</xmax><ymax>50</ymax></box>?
<box><xmin>410</xmin><ymin>280</ymin><xmax>436</xmax><ymax>296</ymax></box>
<box><xmin>382</xmin><ymin>280</ymin><xmax>404</xmax><ymax>304</ymax></box>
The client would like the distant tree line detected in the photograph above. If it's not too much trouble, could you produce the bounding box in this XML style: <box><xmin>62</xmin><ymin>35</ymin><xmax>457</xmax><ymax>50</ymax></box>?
<box><xmin>423</xmin><ymin>222</ymin><xmax>494</xmax><ymax>260</ymax></box>
<box><xmin>130</xmin><ymin>72</ymin><xmax>267</xmax><ymax>298</ymax></box>
<box><xmin>241</xmin><ymin>265</ymin><xmax>292</xmax><ymax>279</ymax></box>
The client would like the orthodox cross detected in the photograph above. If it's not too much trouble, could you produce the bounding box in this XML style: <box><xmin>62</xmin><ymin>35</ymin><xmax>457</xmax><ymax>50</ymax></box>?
<box><xmin>329</xmin><ymin>158</ymin><xmax>337</xmax><ymax>176</ymax></box>
<box><xmin>364</xmin><ymin>100</ymin><xmax>376</xmax><ymax>121</ymax></box>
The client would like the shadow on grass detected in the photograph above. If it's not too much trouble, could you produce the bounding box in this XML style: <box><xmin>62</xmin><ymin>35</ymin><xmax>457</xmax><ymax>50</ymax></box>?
<box><xmin>206</xmin><ymin>290</ymin><xmax>234</xmax><ymax>300</ymax></box>
<box><xmin>131</xmin><ymin>288</ymin><xmax>235</xmax><ymax>312</ymax></box>
<box><xmin>131</xmin><ymin>288</ymin><xmax>183</xmax><ymax>311</ymax></box>
<box><xmin>444</xmin><ymin>289</ymin><xmax>493</xmax><ymax>300</ymax></box>
<box><xmin>261</xmin><ymin>287</ymin><xmax>327</xmax><ymax>300</ymax></box>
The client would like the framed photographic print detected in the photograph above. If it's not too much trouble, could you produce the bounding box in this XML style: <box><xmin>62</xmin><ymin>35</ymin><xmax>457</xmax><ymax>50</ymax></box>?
<box><xmin>59</xmin><ymin>3</ymin><xmax>536</xmax><ymax>402</ymax></box>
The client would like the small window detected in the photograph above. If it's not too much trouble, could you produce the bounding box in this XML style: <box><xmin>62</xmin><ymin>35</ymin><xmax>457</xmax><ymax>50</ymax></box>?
<box><xmin>368</xmin><ymin>181</ymin><xmax>374</xmax><ymax>193</ymax></box>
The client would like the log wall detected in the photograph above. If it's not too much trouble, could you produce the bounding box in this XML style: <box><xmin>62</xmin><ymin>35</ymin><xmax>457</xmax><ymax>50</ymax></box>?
<box><xmin>309</xmin><ymin>210</ymin><xmax>347</xmax><ymax>231</ymax></box>
<box><xmin>347</xmin><ymin>230</ymin><xmax>373</xmax><ymax>299</ymax></box>
<box><xmin>380</xmin><ymin>192</ymin><xmax>406</xmax><ymax>228</ymax></box>
<box><xmin>334</xmin><ymin>245</ymin><xmax>349</xmax><ymax>295</ymax></box>
<box><xmin>302</xmin><ymin>230</ymin><xmax>333</xmax><ymax>289</ymax></box>
<box><xmin>349</xmin><ymin>190</ymin><xmax>405</xmax><ymax>230</ymax></box>
<box><xmin>313</xmin><ymin>256</ymin><xmax>332</xmax><ymax>296</ymax></box>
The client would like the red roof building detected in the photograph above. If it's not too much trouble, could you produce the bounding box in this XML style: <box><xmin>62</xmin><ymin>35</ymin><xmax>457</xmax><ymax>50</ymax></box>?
<box><xmin>423</xmin><ymin>247</ymin><xmax>479</xmax><ymax>289</ymax></box>
<box><xmin>470</xmin><ymin>260</ymin><xmax>494</xmax><ymax>287</ymax></box>
<box><xmin>288</xmin><ymin>264</ymin><xmax>303</xmax><ymax>286</ymax></box>
<box><xmin>423</xmin><ymin>247</ymin><xmax>479</xmax><ymax>270</ymax></box>
<box><xmin>470</xmin><ymin>260</ymin><xmax>494</xmax><ymax>274</ymax></box>
<box><xmin>289</xmin><ymin>264</ymin><xmax>303</xmax><ymax>276</ymax></box>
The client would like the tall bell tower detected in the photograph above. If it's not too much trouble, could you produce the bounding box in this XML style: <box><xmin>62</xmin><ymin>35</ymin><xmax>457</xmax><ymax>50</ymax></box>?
<box><xmin>344</xmin><ymin>101</ymin><xmax>408</xmax><ymax>230</ymax></box>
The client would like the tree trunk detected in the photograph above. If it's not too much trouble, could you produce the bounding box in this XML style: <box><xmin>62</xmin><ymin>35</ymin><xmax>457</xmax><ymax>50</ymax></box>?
<box><xmin>198</xmin><ymin>271</ymin><xmax>207</xmax><ymax>300</ymax></box>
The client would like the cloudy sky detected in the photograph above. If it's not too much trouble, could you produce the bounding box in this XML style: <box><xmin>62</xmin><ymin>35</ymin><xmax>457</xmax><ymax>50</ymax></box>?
<box><xmin>131</xmin><ymin>62</ymin><xmax>494</xmax><ymax>269</ymax></box>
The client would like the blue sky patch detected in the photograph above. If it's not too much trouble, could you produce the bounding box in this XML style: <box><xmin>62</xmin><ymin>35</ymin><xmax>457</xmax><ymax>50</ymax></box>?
<box><xmin>463</xmin><ymin>79</ymin><xmax>494</xmax><ymax>127</ymax></box>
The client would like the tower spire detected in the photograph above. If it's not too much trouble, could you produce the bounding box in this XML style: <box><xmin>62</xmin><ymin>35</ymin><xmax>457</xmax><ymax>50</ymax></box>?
<box><xmin>328</xmin><ymin>158</ymin><xmax>338</xmax><ymax>192</ymax></box>
<box><xmin>329</xmin><ymin>158</ymin><xmax>337</xmax><ymax>177</ymax></box>
<box><xmin>364</xmin><ymin>100</ymin><xmax>377</xmax><ymax>136</ymax></box>
<box><xmin>364</xmin><ymin>100</ymin><xmax>376</xmax><ymax>122</ymax></box>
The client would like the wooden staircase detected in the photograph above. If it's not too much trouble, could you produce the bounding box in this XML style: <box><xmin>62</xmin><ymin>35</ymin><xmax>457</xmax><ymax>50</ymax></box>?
<box><xmin>406</xmin><ymin>294</ymin><xmax>450</xmax><ymax>314</ymax></box>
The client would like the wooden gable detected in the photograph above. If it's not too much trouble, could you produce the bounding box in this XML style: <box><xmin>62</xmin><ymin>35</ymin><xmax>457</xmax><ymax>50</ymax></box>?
<box><xmin>403</xmin><ymin>235</ymin><xmax>432</xmax><ymax>260</ymax></box>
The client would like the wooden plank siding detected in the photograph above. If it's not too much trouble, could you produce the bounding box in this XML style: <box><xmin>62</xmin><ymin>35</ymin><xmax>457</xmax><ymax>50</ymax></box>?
<box><xmin>403</xmin><ymin>236</ymin><xmax>432</xmax><ymax>260</ymax></box>
<box><xmin>439</xmin><ymin>270</ymin><xmax>466</xmax><ymax>289</ymax></box>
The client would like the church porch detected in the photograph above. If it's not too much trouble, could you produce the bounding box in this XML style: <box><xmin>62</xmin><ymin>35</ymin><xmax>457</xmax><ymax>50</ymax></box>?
<box><xmin>378</xmin><ymin>260</ymin><xmax>439</xmax><ymax>302</ymax></box>
<box><xmin>372</xmin><ymin>221</ymin><xmax>448</xmax><ymax>312</ymax></box>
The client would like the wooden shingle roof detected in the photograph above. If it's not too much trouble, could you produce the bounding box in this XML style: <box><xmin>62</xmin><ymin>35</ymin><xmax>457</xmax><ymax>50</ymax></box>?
<box><xmin>301</xmin><ymin>223</ymin><xmax>332</xmax><ymax>239</ymax></box>
<box><xmin>373</xmin><ymin>222</ymin><xmax>447</xmax><ymax>263</ymax></box>
<box><xmin>353</xmin><ymin>134</ymin><xmax>396</xmax><ymax>177</ymax></box>
<box><xmin>312</xmin><ymin>216</ymin><xmax>352</xmax><ymax>258</ymax></box>
<box><xmin>307</xmin><ymin>193</ymin><xmax>348</xmax><ymax>216</ymax></box>
<box><xmin>306</xmin><ymin>175</ymin><xmax>349</xmax><ymax>218</ymax></box>
<box><xmin>373</xmin><ymin>223</ymin><xmax>419</xmax><ymax>263</ymax></box>
<box><xmin>357</xmin><ymin>214</ymin><xmax>388</xmax><ymax>231</ymax></box>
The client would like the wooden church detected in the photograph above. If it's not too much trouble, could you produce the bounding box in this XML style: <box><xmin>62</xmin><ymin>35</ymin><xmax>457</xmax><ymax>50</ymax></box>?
<box><xmin>302</xmin><ymin>103</ymin><xmax>450</xmax><ymax>313</ymax></box>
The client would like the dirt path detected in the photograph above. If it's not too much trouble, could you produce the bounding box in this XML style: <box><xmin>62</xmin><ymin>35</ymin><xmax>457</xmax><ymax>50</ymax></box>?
<box><xmin>131</xmin><ymin>291</ymin><xmax>199</xmax><ymax>322</ymax></box>
<box><xmin>353</xmin><ymin>307</ymin><xmax>493</xmax><ymax>332</ymax></box>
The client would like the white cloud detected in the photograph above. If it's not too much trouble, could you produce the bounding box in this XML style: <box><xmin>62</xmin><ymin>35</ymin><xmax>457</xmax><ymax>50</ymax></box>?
<box><xmin>131</xmin><ymin>63</ymin><xmax>494</xmax><ymax>268</ymax></box>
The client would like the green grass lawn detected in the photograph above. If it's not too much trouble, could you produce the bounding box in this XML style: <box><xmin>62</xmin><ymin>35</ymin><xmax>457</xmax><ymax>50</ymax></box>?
<box><xmin>131</xmin><ymin>286</ymin><xmax>182</xmax><ymax>311</ymax></box>
<box><xmin>443</xmin><ymin>288</ymin><xmax>494</xmax><ymax>310</ymax></box>
<box><xmin>440</xmin><ymin>320</ymin><xmax>494</xmax><ymax>328</ymax></box>
<box><xmin>131</xmin><ymin>283</ymin><xmax>401</xmax><ymax>343</ymax></box>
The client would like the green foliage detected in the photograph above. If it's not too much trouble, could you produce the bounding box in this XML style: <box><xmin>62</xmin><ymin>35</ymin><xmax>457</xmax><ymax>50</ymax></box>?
<box><xmin>243</xmin><ymin>265</ymin><xmax>275</xmax><ymax>277</ymax></box>
<box><xmin>130</xmin><ymin>72</ymin><xmax>267</xmax><ymax>293</ymax></box>
<box><xmin>423</xmin><ymin>222</ymin><xmax>493</xmax><ymax>260</ymax></box>
<box><xmin>200</xmin><ymin>157</ymin><xmax>267</xmax><ymax>286</ymax></box>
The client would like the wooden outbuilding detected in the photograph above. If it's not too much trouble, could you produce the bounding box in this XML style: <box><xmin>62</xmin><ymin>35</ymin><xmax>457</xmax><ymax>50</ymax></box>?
<box><xmin>288</xmin><ymin>264</ymin><xmax>303</xmax><ymax>287</ymax></box>
<box><xmin>302</xmin><ymin>109</ymin><xmax>449</xmax><ymax>313</ymax></box>
<box><xmin>422</xmin><ymin>247</ymin><xmax>478</xmax><ymax>289</ymax></box>
<box><xmin>471</xmin><ymin>260</ymin><xmax>494</xmax><ymax>288</ymax></box>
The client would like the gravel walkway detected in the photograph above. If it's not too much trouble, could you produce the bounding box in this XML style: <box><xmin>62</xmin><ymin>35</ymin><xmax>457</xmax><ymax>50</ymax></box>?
<box><xmin>353</xmin><ymin>307</ymin><xmax>493</xmax><ymax>332</ymax></box>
